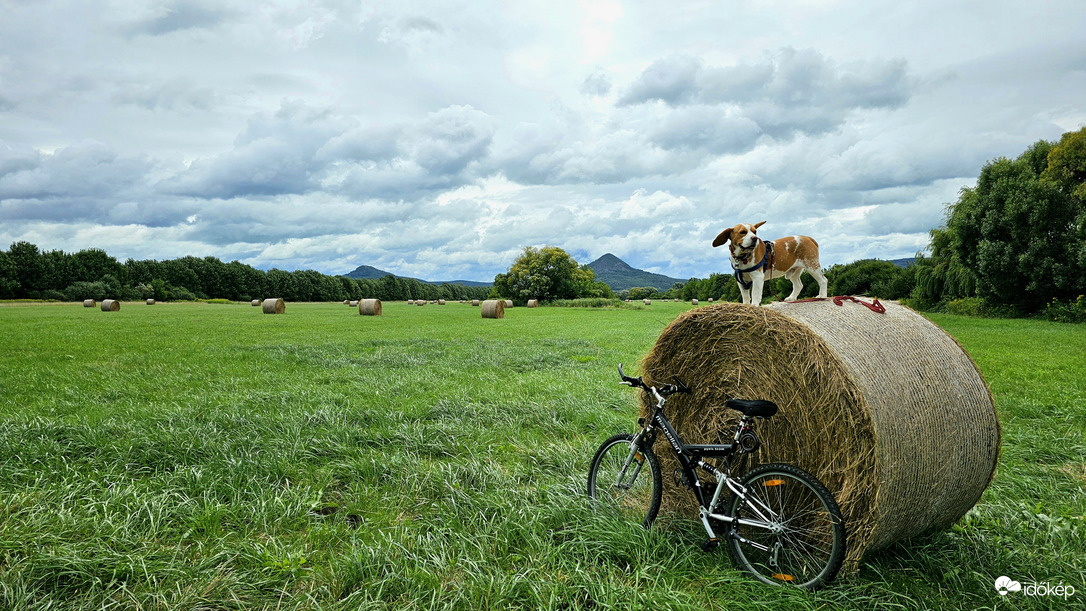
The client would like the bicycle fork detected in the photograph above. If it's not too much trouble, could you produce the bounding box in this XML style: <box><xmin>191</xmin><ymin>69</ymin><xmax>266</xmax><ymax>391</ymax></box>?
<box><xmin>613</xmin><ymin>432</ymin><xmax>648</xmax><ymax>490</ymax></box>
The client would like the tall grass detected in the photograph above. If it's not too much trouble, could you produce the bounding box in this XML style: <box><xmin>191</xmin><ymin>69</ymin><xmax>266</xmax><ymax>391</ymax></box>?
<box><xmin>0</xmin><ymin>302</ymin><xmax>1081</xmax><ymax>609</ymax></box>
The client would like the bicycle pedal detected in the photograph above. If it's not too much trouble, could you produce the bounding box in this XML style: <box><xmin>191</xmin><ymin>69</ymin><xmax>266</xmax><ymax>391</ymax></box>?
<box><xmin>701</xmin><ymin>538</ymin><xmax>719</xmax><ymax>552</ymax></box>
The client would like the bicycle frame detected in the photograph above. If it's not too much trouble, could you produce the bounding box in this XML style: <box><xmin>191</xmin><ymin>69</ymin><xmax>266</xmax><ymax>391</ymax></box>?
<box><xmin>630</xmin><ymin>385</ymin><xmax>780</xmax><ymax>551</ymax></box>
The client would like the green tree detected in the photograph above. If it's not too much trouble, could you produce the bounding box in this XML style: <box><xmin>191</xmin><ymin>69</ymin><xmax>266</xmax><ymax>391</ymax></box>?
<box><xmin>829</xmin><ymin>260</ymin><xmax>903</xmax><ymax>297</ymax></box>
<box><xmin>1042</xmin><ymin>126</ymin><xmax>1086</xmax><ymax>200</ymax></box>
<box><xmin>0</xmin><ymin>251</ymin><xmax>20</xmax><ymax>298</ymax></box>
<box><xmin>492</xmin><ymin>246</ymin><xmax>597</xmax><ymax>303</ymax></box>
<box><xmin>921</xmin><ymin>134</ymin><xmax>1085</xmax><ymax>312</ymax></box>
<box><xmin>7</xmin><ymin>241</ymin><xmax>44</xmax><ymax>297</ymax></box>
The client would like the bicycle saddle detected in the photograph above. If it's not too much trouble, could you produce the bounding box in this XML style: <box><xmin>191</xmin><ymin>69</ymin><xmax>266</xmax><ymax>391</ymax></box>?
<box><xmin>725</xmin><ymin>399</ymin><xmax>778</xmax><ymax>418</ymax></box>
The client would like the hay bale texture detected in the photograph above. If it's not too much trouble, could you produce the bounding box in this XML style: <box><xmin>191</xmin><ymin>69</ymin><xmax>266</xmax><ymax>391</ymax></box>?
<box><xmin>252</xmin><ymin>299</ymin><xmax>261</xmax><ymax>306</ymax></box>
<box><xmin>480</xmin><ymin>299</ymin><xmax>505</xmax><ymax>319</ymax></box>
<box><xmin>359</xmin><ymin>298</ymin><xmax>382</xmax><ymax>316</ymax></box>
<box><xmin>83</xmin><ymin>299</ymin><xmax>96</xmax><ymax>308</ymax></box>
<box><xmin>101</xmin><ymin>299</ymin><xmax>120</xmax><ymax>312</ymax></box>
<box><xmin>527</xmin><ymin>299</ymin><xmax>539</xmax><ymax>308</ymax></box>
<box><xmin>639</xmin><ymin>300</ymin><xmax>999</xmax><ymax>569</ymax></box>
<box><xmin>262</xmin><ymin>298</ymin><xmax>286</xmax><ymax>314</ymax></box>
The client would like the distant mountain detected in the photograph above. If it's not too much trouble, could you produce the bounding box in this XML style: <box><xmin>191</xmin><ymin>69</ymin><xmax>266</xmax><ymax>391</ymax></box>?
<box><xmin>888</xmin><ymin>257</ymin><xmax>916</xmax><ymax>268</ymax></box>
<box><xmin>344</xmin><ymin>265</ymin><xmax>397</xmax><ymax>280</ymax></box>
<box><xmin>586</xmin><ymin>253</ymin><xmax>686</xmax><ymax>292</ymax></box>
<box><xmin>342</xmin><ymin>265</ymin><xmax>491</xmax><ymax>287</ymax></box>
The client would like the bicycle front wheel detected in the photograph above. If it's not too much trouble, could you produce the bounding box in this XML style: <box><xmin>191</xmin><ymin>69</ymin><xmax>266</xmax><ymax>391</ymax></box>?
<box><xmin>725</xmin><ymin>463</ymin><xmax>846</xmax><ymax>590</ymax></box>
<box><xmin>586</xmin><ymin>433</ymin><xmax>662</xmax><ymax>528</ymax></box>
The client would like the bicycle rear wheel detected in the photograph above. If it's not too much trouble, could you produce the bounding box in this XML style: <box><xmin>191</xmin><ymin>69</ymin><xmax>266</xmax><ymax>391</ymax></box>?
<box><xmin>725</xmin><ymin>463</ymin><xmax>845</xmax><ymax>590</ymax></box>
<box><xmin>586</xmin><ymin>433</ymin><xmax>662</xmax><ymax>528</ymax></box>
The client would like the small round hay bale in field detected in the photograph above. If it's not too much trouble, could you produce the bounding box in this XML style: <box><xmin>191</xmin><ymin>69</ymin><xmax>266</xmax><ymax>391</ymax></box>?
<box><xmin>416</xmin><ymin>300</ymin><xmax>426</xmax><ymax>306</ymax></box>
<box><xmin>262</xmin><ymin>298</ymin><xmax>286</xmax><ymax>314</ymax></box>
<box><xmin>472</xmin><ymin>299</ymin><xmax>480</xmax><ymax>306</ymax></box>
<box><xmin>691</xmin><ymin>299</ymin><xmax>698</xmax><ymax>305</ymax></box>
<box><xmin>638</xmin><ymin>300</ymin><xmax>999</xmax><ymax>570</ymax></box>
<box><xmin>481</xmin><ymin>299</ymin><xmax>505</xmax><ymax>319</ymax></box>
<box><xmin>350</xmin><ymin>300</ymin><xmax>358</xmax><ymax>307</ymax></box>
<box><xmin>504</xmin><ymin>300</ymin><xmax>513</xmax><ymax>308</ymax></box>
<box><xmin>146</xmin><ymin>299</ymin><xmax>155</xmax><ymax>305</ymax></box>
<box><xmin>83</xmin><ymin>299</ymin><xmax>96</xmax><ymax>308</ymax></box>
<box><xmin>643</xmin><ymin>299</ymin><xmax>651</xmax><ymax>305</ymax></box>
<box><xmin>438</xmin><ymin>299</ymin><xmax>446</xmax><ymax>305</ymax></box>
<box><xmin>408</xmin><ymin>300</ymin><xmax>415</xmax><ymax>305</ymax></box>
<box><xmin>359</xmin><ymin>298</ymin><xmax>382</xmax><ymax>316</ymax></box>
<box><xmin>527</xmin><ymin>299</ymin><xmax>539</xmax><ymax>308</ymax></box>
<box><xmin>101</xmin><ymin>299</ymin><xmax>120</xmax><ymax>312</ymax></box>
<box><xmin>252</xmin><ymin>299</ymin><xmax>261</xmax><ymax>306</ymax></box>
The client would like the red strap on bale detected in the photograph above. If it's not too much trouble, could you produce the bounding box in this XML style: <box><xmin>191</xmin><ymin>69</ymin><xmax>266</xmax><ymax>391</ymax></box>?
<box><xmin>790</xmin><ymin>295</ymin><xmax>886</xmax><ymax>313</ymax></box>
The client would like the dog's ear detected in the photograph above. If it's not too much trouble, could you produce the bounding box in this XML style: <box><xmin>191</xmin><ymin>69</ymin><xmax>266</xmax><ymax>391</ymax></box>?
<box><xmin>753</xmin><ymin>221</ymin><xmax>766</xmax><ymax>230</ymax></box>
<box><xmin>712</xmin><ymin>228</ymin><xmax>732</xmax><ymax>247</ymax></box>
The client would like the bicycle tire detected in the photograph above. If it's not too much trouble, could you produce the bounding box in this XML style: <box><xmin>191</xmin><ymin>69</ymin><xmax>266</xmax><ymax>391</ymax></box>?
<box><xmin>724</xmin><ymin>463</ymin><xmax>846</xmax><ymax>590</ymax></box>
<box><xmin>586</xmin><ymin>433</ymin><xmax>662</xmax><ymax>528</ymax></box>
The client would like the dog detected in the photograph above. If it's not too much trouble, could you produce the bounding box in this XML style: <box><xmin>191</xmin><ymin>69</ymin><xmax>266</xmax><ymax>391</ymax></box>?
<box><xmin>712</xmin><ymin>221</ymin><xmax>828</xmax><ymax>305</ymax></box>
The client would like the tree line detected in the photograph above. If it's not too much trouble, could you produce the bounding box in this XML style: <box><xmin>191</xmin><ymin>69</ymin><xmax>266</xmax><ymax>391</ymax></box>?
<box><xmin>0</xmin><ymin>244</ymin><xmax>490</xmax><ymax>303</ymax></box>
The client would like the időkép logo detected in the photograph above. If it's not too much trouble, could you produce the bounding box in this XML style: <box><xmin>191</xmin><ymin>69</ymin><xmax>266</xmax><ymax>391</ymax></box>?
<box><xmin>995</xmin><ymin>575</ymin><xmax>1075</xmax><ymax>599</ymax></box>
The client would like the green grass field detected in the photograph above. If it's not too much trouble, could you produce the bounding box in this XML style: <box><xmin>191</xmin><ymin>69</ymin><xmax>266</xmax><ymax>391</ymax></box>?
<box><xmin>0</xmin><ymin>301</ymin><xmax>1082</xmax><ymax>610</ymax></box>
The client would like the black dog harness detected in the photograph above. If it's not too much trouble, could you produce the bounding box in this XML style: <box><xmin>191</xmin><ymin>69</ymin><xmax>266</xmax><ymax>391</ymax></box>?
<box><xmin>732</xmin><ymin>240</ymin><xmax>774</xmax><ymax>291</ymax></box>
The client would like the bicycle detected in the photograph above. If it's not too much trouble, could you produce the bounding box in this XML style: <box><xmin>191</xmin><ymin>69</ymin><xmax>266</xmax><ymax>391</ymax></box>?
<box><xmin>587</xmin><ymin>364</ymin><xmax>846</xmax><ymax>590</ymax></box>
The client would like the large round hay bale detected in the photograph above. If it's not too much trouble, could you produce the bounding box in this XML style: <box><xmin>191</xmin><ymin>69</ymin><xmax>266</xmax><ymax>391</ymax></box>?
<box><xmin>527</xmin><ymin>299</ymin><xmax>539</xmax><ymax>308</ymax></box>
<box><xmin>691</xmin><ymin>299</ymin><xmax>698</xmax><ymax>305</ymax></box>
<box><xmin>481</xmin><ymin>299</ymin><xmax>505</xmax><ymax>319</ymax></box>
<box><xmin>416</xmin><ymin>300</ymin><xmax>426</xmax><ymax>307</ymax></box>
<box><xmin>438</xmin><ymin>299</ymin><xmax>446</xmax><ymax>305</ymax></box>
<box><xmin>146</xmin><ymin>299</ymin><xmax>155</xmax><ymax>305</ymax></box>
<box><xmin>252</xmin><ymin>299</ymin><xmax>261</xmax><ymax>306</ymax></box>
<box><xmin>100</xmin><ymin>299</ymin><xmax>120</xmax><ymax>312</ymax></box>
<box><xmin>643</xmin><ymin>299</ymin><xmax>651</xmax><ymax>305</ymax></box>
<box><xmin>83</xmin><ymin>299</ymin><xmax>96</xmax><ymax>308</ymax></box>
<box><xmin>359</xmin><ymin>298</ymin><xmax>382</xmax><ymax>316</ymax></box>
<box><xmin>504</xmin><ymin>300</ymin><xmax>514</xmax><ymax>308</ymax></box>
<box><xmin>639</xmin><ymin>300</ymin><xmax>999</xmax><ymax>570</ymax></box>
<box><xmin>262</xmin><ymin>298</ymin><xmax>285</xmax><ymax>314</ymax></box>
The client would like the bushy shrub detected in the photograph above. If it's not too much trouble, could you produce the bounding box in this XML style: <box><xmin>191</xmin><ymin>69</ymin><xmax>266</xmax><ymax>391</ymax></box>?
<box><xmin>170</xmin><ymin>286</ymin><xmax>197</xmax><ymax>301</ymax></box>
<box><xmin>1040</xmin><ymin>295</ymin><xmax>1086</xmax><ymax>323</ymax></box>
<box><xmin>64</xmin><ymin>281</ymin><xmax>109</xmax><ymax>301</ymax></box>
<box><xmin>549</xmin><ymin>298</ymin><xmax>630</xmax><ymax>308</ymax></box>
<box><xmin>946</xmin><ymin>297</ymin><xmax>988</xmax><ymax>317</ymax></box>
<box><xmin>943</xmin><ymin>297</ymin><xmax>1022</xmax><ymax>319</ymax></box>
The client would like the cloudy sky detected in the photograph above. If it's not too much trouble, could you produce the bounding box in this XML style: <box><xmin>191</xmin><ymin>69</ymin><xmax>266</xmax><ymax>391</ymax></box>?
<box><xmin>2</xmin><ymin>0</ymin><xmax>1085</xmax><ymax>281</ymax></box>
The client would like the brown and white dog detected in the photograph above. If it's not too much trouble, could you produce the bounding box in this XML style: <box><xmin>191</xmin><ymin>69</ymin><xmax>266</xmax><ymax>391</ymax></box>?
<box><xmin>712</xmin><ymin>221</ymin><xmax>828</xmax><ymax>305</ymax></box>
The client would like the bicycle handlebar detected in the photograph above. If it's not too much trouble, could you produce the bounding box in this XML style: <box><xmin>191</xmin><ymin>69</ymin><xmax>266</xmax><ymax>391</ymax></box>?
<box><xmin>617</xmin><ymin>363</ymin><xmax>690</xmax><ymax>397</ymax></box>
